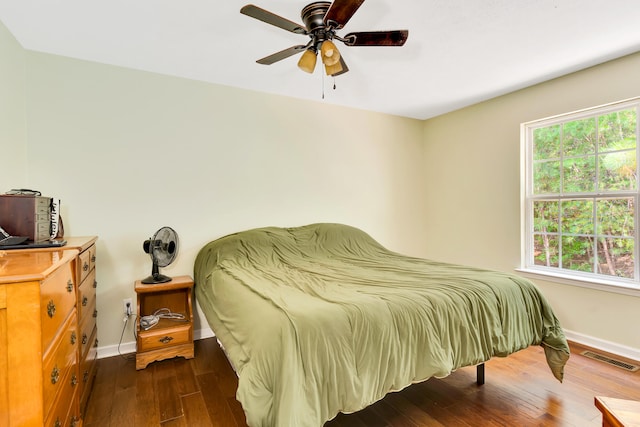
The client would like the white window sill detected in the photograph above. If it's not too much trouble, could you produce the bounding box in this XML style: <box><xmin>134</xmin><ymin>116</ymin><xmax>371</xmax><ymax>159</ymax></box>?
<box><xmin>515</xmin><ymin>268</ymin><xmax>640</xmax><ymax>298</ymax></box>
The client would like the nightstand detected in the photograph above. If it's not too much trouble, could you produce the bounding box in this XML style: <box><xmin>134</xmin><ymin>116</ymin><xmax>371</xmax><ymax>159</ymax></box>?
<box><xmin>135</xmin><ymin>275</ymin><xmax>194</xmax><ymax>370</ymax></box>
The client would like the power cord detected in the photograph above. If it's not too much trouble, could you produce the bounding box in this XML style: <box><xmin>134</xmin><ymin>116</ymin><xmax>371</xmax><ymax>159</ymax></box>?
<box><xmin>140</xmin><ymin>307</ymin><xmax>186</xmax><ymax>330</ymax></box>
<box><xmin>118</xmin><ymin>313</ymin><xmax>136</xmax><ymax>360</ymax></box>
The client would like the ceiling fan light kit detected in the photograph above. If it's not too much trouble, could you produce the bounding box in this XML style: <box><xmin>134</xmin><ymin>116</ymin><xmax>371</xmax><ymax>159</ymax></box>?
<box><xmin>298</xmin><ymin>48</ymin><xmax>318</xmax><ymax>73</ymax></box>
<box><xmin>320</xmin><ymin>40</ymin><xmax>341</xmax><ymax>66</ymax></box>
<box><xmin>240</xmin><ymin>0</ymin><xmax>408</xmax><ymax>77</ymax></box>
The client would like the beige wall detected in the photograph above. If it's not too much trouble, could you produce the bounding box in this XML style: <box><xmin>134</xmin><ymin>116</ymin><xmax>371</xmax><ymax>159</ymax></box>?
<box><xmin>22</xmin><ymin>51</ymin><xmax>426</xmax><ymax>354</ymax></box>
<box><xmin>0</xmin><ymin>20</ymin><xmax>27</xmax><ymax>189</ymax></box>
<box><xmin>422</xmin><ymin>52</ymin><xmax>640</xmax><ymax>357</ymax></box>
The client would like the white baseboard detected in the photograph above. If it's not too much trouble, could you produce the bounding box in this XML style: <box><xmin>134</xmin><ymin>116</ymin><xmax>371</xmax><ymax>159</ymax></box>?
<box><xmin>97</xmin><ymin>326</ymin><xmax>215</xmax><ymax>359</ymax></box>
<box><xmin>97</xmin><ymin>326</ymin><xmax>639</xmax><ymax>363</ymax></box>
<box><xmin>563</xmin><ymin>329</ymin><xmax>640</xmax><ymax>362</ymax></box>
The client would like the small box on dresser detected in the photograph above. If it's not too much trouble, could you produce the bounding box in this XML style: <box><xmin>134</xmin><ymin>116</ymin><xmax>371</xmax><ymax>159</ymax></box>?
<box><xmin>0</xmin><ymin>194</ymin><xmax>52</xmax><ymax>241</ymax></box>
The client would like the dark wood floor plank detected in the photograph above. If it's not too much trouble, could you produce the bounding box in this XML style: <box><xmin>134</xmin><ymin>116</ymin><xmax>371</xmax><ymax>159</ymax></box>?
<box><xmin>197</xmin><ymin>371</ymin><xmax>240</xmax><ymax>427</ymax></box>
<box><xmin>179</xmin><ymin>392</ymin><xmax>215</xmax><ymax>427</ymax></box>
<box><xmin>173</xmin><ymin>357</ymin><xmax>200</xmax><ymax>396</ymax></box>
<box><xmin>86</xmin><ymin>339</ymin><xmax>639</xmax><ymax>426</ymax></box>
<box><xmin>156</xmin><ymin>374</ymin><xmax>184</xmax><ymax>422</ymax></box>
<box><xmin>135</xmin><ymin>362</ymin><xmax>161</xmax><ymax>427</ymax></box>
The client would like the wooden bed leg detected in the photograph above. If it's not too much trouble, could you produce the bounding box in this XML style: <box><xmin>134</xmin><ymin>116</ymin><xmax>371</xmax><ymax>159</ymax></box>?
<box><xmin>477</xmin><ymin>363</ymin><xmax>485</xmax><ymax>386</ymax></box>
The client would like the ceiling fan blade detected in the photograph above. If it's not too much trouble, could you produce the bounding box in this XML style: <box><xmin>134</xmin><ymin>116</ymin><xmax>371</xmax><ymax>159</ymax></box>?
<box><xmin>323</xmin><ymin>0</ymin><xmax>365</xmax><ymax>29</ymax></box>
<box><xmin>256</xmin><ymin>45</ymin><xmax>307</xmax><ymax>65</ymax></box>
<box><xmin>241</xmin><ymin>4</ymin><xmax>307</xmax><ymax>34</ymax></box>
<box><xmin>343</xmin><ymin>30</ymin><xmax>408</xmax><ymax>46</ymax></box>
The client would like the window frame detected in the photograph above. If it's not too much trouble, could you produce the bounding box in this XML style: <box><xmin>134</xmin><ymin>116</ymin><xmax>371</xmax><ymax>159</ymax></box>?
<box><xmin>520</xmin><ymin>97</ymin><xmax>640</xmax><ymax>296</ymax></box>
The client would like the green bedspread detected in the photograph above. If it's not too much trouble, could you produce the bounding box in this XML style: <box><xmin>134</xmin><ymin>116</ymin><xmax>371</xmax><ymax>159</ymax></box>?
<box><xmin>194</xmin><ymin>223</ymin><xmax>569</xmax><ymax>427</ymax></box>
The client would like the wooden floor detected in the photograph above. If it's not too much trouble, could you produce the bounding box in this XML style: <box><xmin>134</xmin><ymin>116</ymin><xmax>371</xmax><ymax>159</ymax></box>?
<box><xmin>84</xmin><ymin>338</ymin><xmax>640</xmax><ymax>427</ymax></box>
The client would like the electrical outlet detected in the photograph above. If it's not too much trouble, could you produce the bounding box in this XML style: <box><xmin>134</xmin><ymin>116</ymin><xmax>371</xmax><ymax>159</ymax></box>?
<box><xmin>123</xmin><ymin>298</ymin><xmax>133</xmax><ymax>316</ymax></box>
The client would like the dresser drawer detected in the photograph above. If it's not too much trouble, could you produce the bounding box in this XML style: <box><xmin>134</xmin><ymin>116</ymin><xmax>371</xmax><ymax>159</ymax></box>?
<box><xmin>138</xmin><ymin>323</ymin><xmax>191</xmax><ymax>352</ymax></box>
<box><xmin>44</xmin><ymin>369</ymin><xmax>79</xmax><ymax>427</ymax></box>
<box><xmin>78</xmin><ymin>249</ymin><xmax>92</xmax><ymax>283</ymax></box>
<box><xmin>88</xmin><ymin>244</ymin><xmax>97</xmax><ymax>272</ymax></box>
<box><xmin>79</xmin><ymin>300</ymin><xmax>97</xmax><ymax>360</ymax></box>
<box><xmin>42</xmin><ymin>312</ymin><xmax>78</xmax><ymax>417</ymax></box>
<box><xmin>40</xmin><ymin>261</ymin><xmax>76</xmax><ymax>352</ymax></box>
<box><xmin>79</xmin><ymin>326</ymin><xmax>98</xmax><ymax>415</ymax></box>
<box><xmin>77</xmin><ymin>268</ymin><xmax>96</xmax><ymax>322</ymax></box>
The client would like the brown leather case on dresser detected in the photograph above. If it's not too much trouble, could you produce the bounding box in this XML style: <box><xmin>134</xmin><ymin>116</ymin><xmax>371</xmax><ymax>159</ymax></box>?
<box><xmin>0</xmin><ymin>235</ymin><xmax>98</xmax><ymax>426</ymax></box>
<box><xmin>0</xmin><ymin>194</ymin><xmax>52</xmax><ymax>241</ymax></box>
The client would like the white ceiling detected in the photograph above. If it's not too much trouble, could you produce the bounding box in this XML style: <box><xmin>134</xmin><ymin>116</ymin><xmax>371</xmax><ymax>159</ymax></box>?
<box><xmin>1</xmin><ymin>0</ymin><xmax>640</xmax><ymax>120</ymax></box>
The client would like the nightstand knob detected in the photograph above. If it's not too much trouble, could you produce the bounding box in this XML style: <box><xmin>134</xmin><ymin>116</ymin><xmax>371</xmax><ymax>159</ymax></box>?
<box><xmin>71</xmin><ymin>331</ymin><xmax>77</xmax><ymax>345</ymax></box>
<box><xmin>159</xmin><ymin>336</ymin><xmax>174</xmax><ymax>344</ymax></box>
<box><xmin>82</xmin><ymin>296</ymin><xmax>88</xmax><ymax>306</ymax></box>
<box><xmin>66</xmin><ymin>280</ymin><xmax>74</xmax><ymax>293</ymax></box>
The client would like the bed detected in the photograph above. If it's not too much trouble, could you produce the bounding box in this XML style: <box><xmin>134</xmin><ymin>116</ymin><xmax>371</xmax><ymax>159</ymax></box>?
<box><xmin>194</xmin><ymin>223</ymin><xmax>570</xmax><ymax>427</ymax></box>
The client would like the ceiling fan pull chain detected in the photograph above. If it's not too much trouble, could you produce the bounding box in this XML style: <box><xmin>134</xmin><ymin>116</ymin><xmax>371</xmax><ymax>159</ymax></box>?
<box><xmin>333</xmin><ymin>77</ymin><xmax>336</xmax><ymax>90</ymax></box>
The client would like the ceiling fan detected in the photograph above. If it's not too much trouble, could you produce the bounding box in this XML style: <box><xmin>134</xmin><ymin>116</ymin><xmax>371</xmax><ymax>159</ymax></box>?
<box><xmin>240</xmin><ymin>0</ymin><xmax>408</xmax><ymax>76</ymax></box>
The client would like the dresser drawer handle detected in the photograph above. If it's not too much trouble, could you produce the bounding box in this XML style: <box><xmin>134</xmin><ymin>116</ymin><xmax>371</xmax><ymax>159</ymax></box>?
<box><xmin>82</xmin><ymin>296</ymin><xmax>88</xmax><ymax>306</ymax></box>
<box><xmin>71</xmin><ymin>373</ymin><xmax>78</xmax><ymax>386</ymax></box>
<box><xmin>93</xmin><ymin>279</ymin><xmax>98</xmax><ymax>288</ymax></box>
<box><xmin>93</xmin><ymin>309</ymin><xmax>98</xmax><ymax>318</ymax></box>
<box><xmin>54</xmin><ymin>417</ymin><xmax>62</xmax><ymax>427</ymax></box>
<box><xmin>51</xmin><ymin>365</ymin><xmax>60</xmax><ymax>384</ymax></box>
<box><xmin>71</xmin><ymin>416</ymin><xmax>80</xmax><ymax>427</ymax></box>
<box><xmin>82</xmin><ymin>333</ymin><xmax>88</xmax><ymax>345</ymax></box>
<box><xmin>83</xmin><ymin>370</ymin><xmax>89</xmax><ymax>383</ymax></box>
<box><xmin>71</xmin><ymin>331</ymin><xmax>77</xmax><ymax>345</ymax></box>
<box><xmin>159</xmin><ymin>336</ymin><xmax>174</xmax><ymax>344</ymax></box>
<box><xmin>91</xmin><ymin>254</ymin><xmax>96</xmax><ymax>262</ymax></box>
<box><xmin>94</xmin><ymin>338</ymin><xmax>99</xmax><ymax>347</ymax></box>
<box><xmin>47</xmin><ymin>300</ymin><xmax>56</xmax><ymax>318</ymax></box>
<box><xmin>66</xmin><ymin>279</ymin><xmax>74</xmax><ymax>293</ymax></box>
<box><xmin>83</xmin><ymin>262</ymin><xmax>89</xmax><ymax>272</ymax></box>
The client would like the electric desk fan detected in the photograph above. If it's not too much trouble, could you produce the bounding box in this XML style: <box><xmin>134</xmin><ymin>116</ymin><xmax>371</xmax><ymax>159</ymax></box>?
<box><xmin>141</xmin><ymin>226</ymin><xmax>178</xmax><ymax>284</ymax></box>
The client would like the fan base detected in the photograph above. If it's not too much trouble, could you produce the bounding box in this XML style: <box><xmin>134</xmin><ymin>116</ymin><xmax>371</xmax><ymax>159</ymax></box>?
<box><xmin>141</xmin><ymin>273</ymin><xmax>173</xmax><ymax>285</ymax></box>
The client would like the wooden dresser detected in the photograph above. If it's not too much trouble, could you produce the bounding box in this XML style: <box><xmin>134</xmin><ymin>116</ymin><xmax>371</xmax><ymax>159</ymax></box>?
<box><xmin>0</xmin><ymin>236</ymin><xmax>98</xmax><ymax>427</ymax></box>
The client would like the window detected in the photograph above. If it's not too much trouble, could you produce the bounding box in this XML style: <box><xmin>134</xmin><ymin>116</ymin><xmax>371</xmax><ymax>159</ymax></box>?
<box><xmin>522</xmin><ymin>98</ymin><xmax>639</xmax><ymax>290</ymax></box>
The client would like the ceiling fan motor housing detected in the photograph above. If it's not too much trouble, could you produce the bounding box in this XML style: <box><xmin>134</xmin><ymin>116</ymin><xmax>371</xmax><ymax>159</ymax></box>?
<box><xmin>301</xmin><ymin>2</ymin><xmax>331</xmax><ymax>31</ymax></box>
<box><xmin>302</xmin><ymin>1</ymin><xmax>335</xmax><ymax>49</ymax></box>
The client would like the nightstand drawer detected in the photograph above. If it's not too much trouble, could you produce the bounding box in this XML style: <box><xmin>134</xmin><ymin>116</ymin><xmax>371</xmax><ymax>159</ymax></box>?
<box><xmin>40</xmin><ymin>262</ymin><xmax>76</xmax><ymax>351</ymax></box>
<box><xmin>138</xmin><ymin>323</ymin><xmax>191</xmax><ymax>352</ymax></box>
